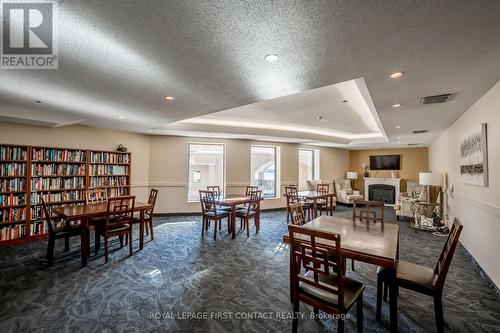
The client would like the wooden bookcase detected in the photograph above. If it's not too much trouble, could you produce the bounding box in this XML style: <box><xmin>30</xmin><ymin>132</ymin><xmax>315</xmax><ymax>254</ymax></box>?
<box><xmin>0</xmin><ymin>144</ymin><xmax>131</xmax><ymax>246</ymax></box>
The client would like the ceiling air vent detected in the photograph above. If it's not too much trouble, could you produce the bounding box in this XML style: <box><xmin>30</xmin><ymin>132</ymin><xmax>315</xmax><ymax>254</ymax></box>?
<box><xmin>421</xmin><ymin>93</ymin><xmax>453</xmax><ymax>105</ymax></box>
<box><xmin>412</xmin><ymin>130</ymin><xmax>428</xmax><ymax>134</ymax></box>
<box><xmin>407</xmin><ymin>143</ymin><xmax>419</xmax><ymax>146</ymax></box>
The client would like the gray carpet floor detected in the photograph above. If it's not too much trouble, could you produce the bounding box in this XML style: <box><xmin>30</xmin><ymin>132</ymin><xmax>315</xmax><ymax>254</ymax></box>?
<box><xmin>0</xmin><ymin>206</ymin><xmax>499</xmax><ymax>333</ymax></box>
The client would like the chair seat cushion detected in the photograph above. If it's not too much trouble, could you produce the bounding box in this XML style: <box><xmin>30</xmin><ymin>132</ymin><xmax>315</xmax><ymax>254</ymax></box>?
<box><xmin>346</xmin><ymin>194</ymin><xmax>363</xmax><ymax>201</ymax></box>
<box><xmin>299</xmin><ymin>270</ymin><xmax>364</xmax><ymax>309</ymax></box>
<box><xmin>54</xmin><ymin>224</ymin><xmax>82</xmax><ymax>236</ymax></box>
<box><xmin>218</xmin><ymin>206</ymin><xmax>233</xmax><ymax>212</ymax></box>
<box><xmin>96</xmin><ymin>223</ymin><xmax>131</xmax><ymax>234</ymax></box>
<box><xmin>235</xmin><ymin>208</ymin><xmax>255</xmax><ymax>218</ymax></box>
<box><xmin>206</xmin><ymin>211</ymin><xmax>231</xmax><ymax>218</ymax></box>
<box><xmin>378</xmin><ymin>260</ymin><xmax>437</xmax><ymax>290</ymax></box>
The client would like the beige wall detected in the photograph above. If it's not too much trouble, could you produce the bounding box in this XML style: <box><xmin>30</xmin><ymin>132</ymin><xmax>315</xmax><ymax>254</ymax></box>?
<box><xmin>0</xmin><ymin>123</ymin><xmax>150</xmax><ymax>201</ymax></box>
<box><xmin>0</xmin><ymin>122</ymin><xmax>350</xmax><ymax>213</ymax></box>
<box><xmin>148</xmin><ymin>136</ymin><xmax>349</xmax><ymax>213</ymax></box>
<box><xmin>429</xmin><ymin>80</ymin><xmax>500</xmax><ymax>288</ymax></box>
<box><xmin>349</xmin><ymin>147</ymin><xmax>429</xmax><ymax>193</ymax></box>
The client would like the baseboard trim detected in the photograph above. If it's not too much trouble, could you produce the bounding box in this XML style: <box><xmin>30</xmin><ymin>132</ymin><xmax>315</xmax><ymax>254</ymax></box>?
<box><xmin>461</xmin><ymin>245</ymin><xmax>500</xmax><ymax>300</ymax></box>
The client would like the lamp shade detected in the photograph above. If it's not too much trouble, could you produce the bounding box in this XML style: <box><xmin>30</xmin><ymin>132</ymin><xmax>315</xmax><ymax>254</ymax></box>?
<box><xmin>419</xmin><ymin>172</ymin><xmax>443</xmax><ymax>186</ymax></box>
<box><xmin>346</xmin><ymin>171</ymin><xmax>358</xmax><ymax>180</ymax></box>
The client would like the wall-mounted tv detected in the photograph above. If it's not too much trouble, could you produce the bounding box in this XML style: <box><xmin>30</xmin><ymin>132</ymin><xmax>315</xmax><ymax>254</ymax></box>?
<box><xmin>370</xmin><ymin>155</ymin><xmax>401</xmax><ymax>170</ymax></box>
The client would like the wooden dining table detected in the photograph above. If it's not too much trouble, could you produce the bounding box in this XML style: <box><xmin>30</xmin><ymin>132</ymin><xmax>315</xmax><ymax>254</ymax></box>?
<box><xmin>213</xmin><ymin>194</ymin><xmax>263</xmax><ymax>239</ymax></box>
<box><xmin>297</xmin><ymin>190</ymin><xmax>336</xmax><ymax>219</ymax></box>
<box><xmin>283</xmin><ymin>215</ymin><xmax>400</xmax><ymax>332</ymax></box>
<box><xmin>53</xmin><ymin>201</ymin><xmax>153</xmax><ymax>267</ymax></box>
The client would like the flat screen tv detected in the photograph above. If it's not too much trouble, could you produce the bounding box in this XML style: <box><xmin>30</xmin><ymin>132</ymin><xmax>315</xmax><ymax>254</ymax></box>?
<box><xmin>370</xmin><ymin>155</ymin><xmax>400</xmax><ymax>170</ymax></box>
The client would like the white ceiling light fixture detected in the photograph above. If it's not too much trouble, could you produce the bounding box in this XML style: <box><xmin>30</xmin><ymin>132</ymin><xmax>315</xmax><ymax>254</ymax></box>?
<box><xmin>392</xmin><ymin>103</ymin><xmax>402</xmax><ymax>108</ymax></box>
<box><xmin>118</xmin><ymin>115</ymin><xmax>125</xmax><ymax>119</ymax></box>
<box><xmin>390</xmin><ymin>72</ymin><xmax>403</xmax><ymax>79</ymax></box>
<box><xmin>396</xmin><ymin>136</ymin><xmax>401</xmax><ymax>139</ymax></box>
<box><xmin>395</xmin><ymin>125</ymin><xmax>401</xmax><ymax>129</ymax></box>
<box><xmin>165</xmin><ymin>96</ymin><xmax>175</xmax><ymax>101</ymax></box>
<box><xmin>264</xmin><ymin>54</ymin><xmax>279</xmax><ymax>63</ymax></box>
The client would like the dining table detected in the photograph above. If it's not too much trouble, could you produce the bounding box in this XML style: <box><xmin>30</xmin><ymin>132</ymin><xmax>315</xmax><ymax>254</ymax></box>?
<box><xmin>213</xmin><ymin>194</ymin><xmax>263</xmax><ymax>239</ymax></box>
<box><xmin>297</xmin><ymin>190</ymin><xmax>336</xmax><ymax>219</ymax></box>
<box><xmin>283</xmin><ymin>215</ymin><xmax>400</xmax><ymax>332</ymax></box>
<box><xmin>53</xmin><ymin>201</ymin><xmax>153</xmax><ymax>267</ymax></box>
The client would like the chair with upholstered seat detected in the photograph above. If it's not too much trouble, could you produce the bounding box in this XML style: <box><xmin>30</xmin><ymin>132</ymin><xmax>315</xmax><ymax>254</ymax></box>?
<box><xmin>130</xmin><ymin>189</ymin><xmax>158</xmax><ymax>243</ymax></box>
<box><xmin>235</xmin><ymin>190</ymin><xmax>261</xmax><ymax>237</ymax></box>
<box><xmin>316</xmin><ymin>183</ymin><xmax>331</xmax><ymax>216</ymax></box>
<box><xmin>200</xmin><ymin>190</ymin><xmax>231</xmax><ymax>240</ymax></box>
<box><xmin>288</xmin><ymin>224</ymin><xmax>365</xmax><ymax>333</ymax></box>
<box><xmin>376</xmin><ymin>219</ymin><xmax>463</xmax><ymax>333</ymax></box>
<box><xmin>94</xmin><ymin>196</ymin><xmax>135</xmax><ymax>263</ymax></box>
<box><xmin>42</xmin><ymin>198</ymin><xmax>82</xmax><ymax>265</ymax></box>
<box><xmin>286</xmin><ymin>186</ymin><xmax>313</xmax><ymax>223</ymax></box>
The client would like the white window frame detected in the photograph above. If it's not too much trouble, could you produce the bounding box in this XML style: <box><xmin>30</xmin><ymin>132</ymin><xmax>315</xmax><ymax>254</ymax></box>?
<box><xmin>250</xmin><ymin>145</ymin><xmax>280</xmax><ymax>199</ymax></box>
<box><xmin>187</xmin><ymin>142</ymin><xmax>226</xmax><ymax>202</ymax></box>
<box><xmin>298</xmin><ymin>148</ymin><xmax>320</xmax><ymax>189</ymax></box>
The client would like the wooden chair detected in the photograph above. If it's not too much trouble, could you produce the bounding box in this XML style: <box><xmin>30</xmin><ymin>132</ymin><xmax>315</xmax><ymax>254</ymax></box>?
<box><xmin>207</xmin><ymin>185</ymin><xmax>232</xmax><ymax>213</ymax></box>
<box><xmin>351</xmin><ymin>200</ymin><xmax>385</xmax><ymax>271</ymax></box>
<box><xmin>42</xmin><ymin>198</ymin><xmax>82</xmax><ymax>265</ymax></box>
<box><xmin>246</xmin><ymin>185</ymin><xmax>259</xmax><ymax>195</ymax></box>
<box><xmin>316</xmin><ymin>183</ymin><xmax>330</xmax><ymax>216</ymax></box>
<box><xmin>288</xmin><ymin>225</ymin><xmax>365</xmax><ymax>333</ymax></box>
<box><xmin>286</xmin><ymin>186</ymin><xmax>313</xmax><ymax>222</ymax></box>
<box><xmin>376</xmin><ymin>219</ymin><xmax>463</xmax><ymax>333</ymax></box>
<box><xmin>236</xmin><ymin>190</ymin><xmax>261</xmax><ymax>237</ymax></box>
<box><xmin>288</xmin><ymin>203</ymin><xmax>306</xmax><ymax>226</ymax></box>
<box><xmin>200</xmin><ymin>190</ymin><xmax>231</xmax><ymax>240</ymax></box>
<box><xmin>94</xmin><ymin>196</ymin><xmax>135</xmax><ymax>263</ymax></box>
<box><xmin>131</xmin><ymin>189</ymin><xmax>158</xmax><ymax>241</ymax></box>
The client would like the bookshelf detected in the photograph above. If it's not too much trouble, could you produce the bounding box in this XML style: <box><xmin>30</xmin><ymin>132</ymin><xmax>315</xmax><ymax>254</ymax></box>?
<box><xmin>0</xmin><ymin>144</ymin><xmax>132</xmax><ymax>246</ymax></box>
<box><xmin>0</xmin><ymin>144</ymin><xmax>29</xmax><ymax>244</ymax></box>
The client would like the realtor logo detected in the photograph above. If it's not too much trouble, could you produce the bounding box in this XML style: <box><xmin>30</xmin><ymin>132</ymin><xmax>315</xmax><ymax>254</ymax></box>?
<box><xmin>1</xmin><ymin>1</ymin><xmax>58</xmax><ymax>69</ymax></box>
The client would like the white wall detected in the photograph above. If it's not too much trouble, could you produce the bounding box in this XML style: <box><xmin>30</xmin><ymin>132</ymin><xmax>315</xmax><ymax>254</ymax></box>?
<box><xmin>429</xmin><ymin>80</ymin><xmax>500</xmax><ymax>288</ymax></box>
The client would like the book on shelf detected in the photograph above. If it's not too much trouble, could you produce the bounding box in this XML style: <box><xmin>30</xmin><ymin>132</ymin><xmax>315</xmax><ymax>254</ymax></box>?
<box><xmin>0</xmin><ymin>146</ymin><xmax>27</xmax><ymax>161</ymax></box>
<box><xmin>0</xmin><ymin>224</ymin><xmax>26</xmax><ymax>241</ymax></box>
<box><xmin>31</xmin><ymin>148</ymin><xmax>86</xmax><ymax>162</ymax></box>
<box><xmin>0</xmin><ymin>178</ymin><xmax>26</xmax><ymax>192</ymax></box>
<box><xmin>90</xmin><ymin>164</ymin><xmax>129</xmax><ymax>175</ymax></box>
<box><xmin>0</xmin><ymin>163</ymin><xmax>26</xmax><ymax>176</ymax></box>
<box><xmin>91</xmin><ymin>152</ymin><xmax>130</xmax><ymax>164</ymax></box>
<box><xmin>30</xmin><ymin>191</ymin><xmax>83</xmax><ymax>205</ymax></box>
<box><xmin>31</xmin><ymin>163</ymin><xmax>85</xmax><ymax>176</ymax></box>
<box><xmin>90</xmin><ymin>176</ymin><xmax>129</xmax><ymax>187</ymax></box>
<box><xmin>1</xmin><ymin>193</ymin><xmax>26</xmax><ymax>206</ymax></box>
<box><xmin>0</xmin><ymin>207</ymin><xmax>26</xmax><ymax>223</ymax></box>
<box><xmin>31</xmin><ymin>177</ymin><xmax>85</xmax><ymax>191</ymax></box>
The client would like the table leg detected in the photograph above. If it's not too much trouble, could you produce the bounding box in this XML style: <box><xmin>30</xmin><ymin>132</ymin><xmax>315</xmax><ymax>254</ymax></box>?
<box><xmin>312</xmin><ymin>199</ymin><xmax>318</xmax><ymax>219</ymax></box>
<box><xmin>231</xmin><ymin>205</ymin><xmax>236</xmax><ymax>239</ymax></box>
<box><xmin>389</xmin><ymin>270</ymin><xmax>398</xmax><ymax>332</ymax></box>
<box><xmin>329</xmin><ymin>195</ymin><xmax>334</xmax><ymax>216</ymax></box>
<box><xmin>256</xmin><ymin>201</ymin><xmax>261</xmax><ymax>233</ymax></box>
<box><xmin>139</xmin><ymin>209</ymin><xmax>145</xmax><ymax>250</ymax></box>
<box><xmin>80</xmin><ymin>218</ymin><xmax>89</xmax><ymax>267</ymax></box>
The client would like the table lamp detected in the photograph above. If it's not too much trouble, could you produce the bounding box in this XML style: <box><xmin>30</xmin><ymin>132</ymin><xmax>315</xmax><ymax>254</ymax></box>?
<box><xmin>419</xmin><ymin>172</ymin><xmax>443</xmax><ymax>203</ymax></box>
<box><xmin>346</xmin><ymin>171</ymin><xmax>358</xmax><ymax>189</ymax></box>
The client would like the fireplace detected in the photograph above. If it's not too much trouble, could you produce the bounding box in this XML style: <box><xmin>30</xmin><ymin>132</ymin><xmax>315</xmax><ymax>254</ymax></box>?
<box><xmin>368</xmin><ymin>184</ymin><xmax>396</xmax><ymax>204</ymax></box>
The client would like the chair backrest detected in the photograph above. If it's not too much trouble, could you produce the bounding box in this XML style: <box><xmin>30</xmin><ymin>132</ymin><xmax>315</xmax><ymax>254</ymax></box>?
<box><xmin>105</xmin><ymin>196</ymin><xmax>135</xmax><ymax>231</ymax></box>
<box><xmin>285</xmin><ymin>186</ymin><xmax>301</xmax><ymax>204</ymax></box>
<box><xmin>242</xmin><ymin>190</ymin><xmax>261</xmax><ymax>216</ymax></box>
<box><xmin>199</xmin><ymin>190</ymin><xmax>217</xmax><ymax>215</ymax></box>
<box><xmin>317</xmin><ymin>183</ymin><xmax>329</xmax><ymax>194</ymax></box>
<box><xmin>288</xmin><ymin>203</ymin><xmax>306</xmax><ymax>226</ymax></box>
<box><xmin>207</xmin><ymin>185</ymin><xmax>221</xmax><ymax>195</ymax></box>
<box><xmin>352</xmin><ymin>200</ymin><xmax>385</xmax><ymax>229</ymax></box>
<box><xmin>434</xmin><ymin>218</ymin><xmax>463</xmax><ymax>290</ymax></box>
<box><xmin>41</xmin><ymin>197</ymin><xmax>55</xmax><ymax>236</ymax></box>
<box><xmin>86</xmin><ymin>188</ymin><xmax>108</xmax><ymax>204</ymax></box>
<box><xmin>246</xmin><ymin>185</ymin><xmax>259</xmax><ymax>195</ymax></box>
<box><xmin>145</xmin><ymin>189</ymin><xmax>158</xmax><ymax>217</ymax></box>
<box><xmin>288</xmin><ymin>225</ymin><xmax>345</xmax><ymax>311</ymax></box>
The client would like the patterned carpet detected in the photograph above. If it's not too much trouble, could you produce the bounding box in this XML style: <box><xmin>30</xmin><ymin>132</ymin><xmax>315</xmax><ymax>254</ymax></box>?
<box><xmin>0</xmin><ymin>206</ymin><xmax>499</xmax><ymax>333</ymax></box>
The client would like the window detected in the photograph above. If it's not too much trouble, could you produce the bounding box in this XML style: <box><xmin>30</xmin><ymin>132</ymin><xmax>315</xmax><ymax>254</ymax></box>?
<box><xmin>188</xmin><ymin>143</ymin><xmax>225</xmax><ymax>201</ymax></box>
<box><xmin>298</xmin><ymin>149</ymin><xmax>320</xmax><ymax>190</ymax></box>
<box><xmin>251</xmin><ymin>146</ymin><xmax>279</xmax><ymax>198</ymax></box>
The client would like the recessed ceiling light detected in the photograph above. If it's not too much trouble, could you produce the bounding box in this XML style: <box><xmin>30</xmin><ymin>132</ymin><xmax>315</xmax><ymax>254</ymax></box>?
<box><xmin>390</xmin><ymin>72</ymin><xmax>403</xmax><ymax>79</ymax></box>
<box><xmin>395</xmin><ymin>125</ymin><xmax>401</xmax><ymax>129</ymax></box>
<box><xmin>118</xmin><ymin>115</ymin><xmax>125</xmax><ymax>119</ymax></box>
<box><xmin>396</xmin><ymin>136</ymin><xmax>401</xmax><ymax>139</ymax></box>
<box><xmin>264</xmin><ymin>54</ymin><xmax>279</xmax><ymax>62</ymax></box>
<box><xmin>35</xmin><ymin>100</ymin><xmax>42</xmax><ymax>104</ymax></box>
<box><xmin>342</xmin><ymin>99</ymin><xmax>348</xmax><ymax>103</ymax></box>
<box><xmin>147</xmin><ymin>129</ymin><xmax>153</xmax><ymax>133</ymax></box>
<box><xmin>316</xmin><ymin>116</ymin><xmax>327</xmax><ymax>122</ymax></box>
<box><xmin>392</xmin><ymin>103</ymin><xmax>402</xmax><ymax>108</ymax></box>
<box><xmin>397</xmin><ymin>141</ymin><xmax>402</xmax><ymax>144</ymax></box>
<box><xmin>165</xmin><ymin>96</ymin><xmax>175</xmax><ymax>101</ymax></box>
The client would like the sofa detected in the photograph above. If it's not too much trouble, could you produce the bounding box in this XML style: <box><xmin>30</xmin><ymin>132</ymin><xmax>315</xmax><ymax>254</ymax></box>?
<box><xmin>334</xmin><ymin>179</ymin><xmax>363</xmax><ymax>205</ymax></box>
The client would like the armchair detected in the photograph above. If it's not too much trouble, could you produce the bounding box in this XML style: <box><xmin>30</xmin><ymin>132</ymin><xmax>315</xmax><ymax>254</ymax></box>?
<box><xmin>395</xmin><ymin>181</ymin><xmax>441</xmax><ymax>220</ymax></box>
<box><xmin>334</xmin><ymin>179</ymin><xmax>363</xmax><ymax>205</ymax></box>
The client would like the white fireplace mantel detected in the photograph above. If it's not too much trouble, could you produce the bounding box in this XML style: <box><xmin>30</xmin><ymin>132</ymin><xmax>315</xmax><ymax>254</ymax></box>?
<box><xmin>364</xmin><ymin>177</ymin><xmax>402</xmax><ymax>206</ymax></box>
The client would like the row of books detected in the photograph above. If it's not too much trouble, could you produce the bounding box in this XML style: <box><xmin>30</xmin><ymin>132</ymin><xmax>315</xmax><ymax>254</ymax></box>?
<box><xmin>0</xmin><ymin>146</ymin><xmax>27</xmax><ymax>161</ymax></box>
<box><xmin>32</xmin><ymin>148</ymin><xmax>86</xmax><ymax>162</ymax></box>
<box><xmin>0</xmin><ymin>224</ymin><xmax>26</xmax><ymax>241</ymax></box>
<box><xmin>0</xmin><ymin>208</ymin><xmax>26</xmax><ymax>223</ymax></box>
<box><xmin>30</xmin><ymin>191</ymin><xmax>83</xmax><ymax>205</ymax></box>
<box><xmin>0</xmin><ymin>163</ymin><xmax>26</xmax><ymax>176</ymax></box>
<box><xmin>30</xmin><ymin>221</ymin><xmax>48</xmax><ymax>236</ymax></box>
<box><xmin>0</xmin><ymin>178</ymin><xmax>26</xmax><ymax>192</ymax></box>
<box><xmin>31</xmin><ymin>177</ymin><xmax>85</xmax><ymax>191</ymax></box>
<box><xmin>30</xmin><ymin>202</ymin><xmax>82</xmax><ymax>220</ymax></box>
<box><xmin>109</xmin><ymin>187</ymin><xmax>130</xmax><ymax>197</ymax></box>
<box><xmin>0</xmin><ymin>194</ymin><xmax>26</xmax><ymax>207</ymax></box>
<box><xmin>90</xmin><ymin>165</ymin><xmax>128</xmax><ymax>175</ymax></box>
<box><xmin>90</xmin><ymin>176</ymin><xmax>129</xmax><ymax>187</ymax></box>
<box><xmin>91</xmin><ymin>152</ymin><xmax>130</xmax><ymax>164</ymax></box>
<box><xmin>31</xmin><ymin>163</ymin><xmax>85</xmax><ymax>176</ymax></box>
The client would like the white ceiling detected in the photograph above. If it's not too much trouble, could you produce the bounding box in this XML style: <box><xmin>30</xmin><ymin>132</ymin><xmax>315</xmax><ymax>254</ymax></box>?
<box><xmin>1</xmin><ymin>1</ymin><xmax>500</xmax><ymax>149</ymax></box>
